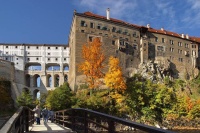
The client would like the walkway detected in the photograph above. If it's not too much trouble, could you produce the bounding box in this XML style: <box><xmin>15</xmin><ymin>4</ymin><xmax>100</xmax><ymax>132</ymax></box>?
<box><xmin>27</xmin><ymin>120</ymin><xmax>75</xmax><ymax>133</ymax></box>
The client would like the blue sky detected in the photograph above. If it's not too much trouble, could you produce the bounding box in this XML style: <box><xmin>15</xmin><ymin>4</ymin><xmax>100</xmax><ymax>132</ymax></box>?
<box><xmin>1</xmin><ymin>0</ymin><xmax>200</xmax><ymax>44</ymax></box>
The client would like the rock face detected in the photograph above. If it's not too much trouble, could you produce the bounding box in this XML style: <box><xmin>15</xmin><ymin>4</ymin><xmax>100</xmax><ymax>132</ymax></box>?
<box><xmin>136</xmin><ymin>59</ymin><xmax>174</xmax><ymax>82</ymax></box>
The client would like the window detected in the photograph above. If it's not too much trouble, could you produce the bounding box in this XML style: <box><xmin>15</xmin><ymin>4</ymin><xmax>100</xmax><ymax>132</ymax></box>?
<box><xmin>105</xmin><ymin>34</ymin><xmax>108</xmax><ymax>37</ymax></box>
<box><xmin>36</xmin><ymin>58</ymin><xmax>39</xmax><ymax>60</ymax></box>
<box><xmin>6</xmin><ymin>46</ymin><xmax>8</xmax><ymax>48</ymax></box>
<box><xmin>36</xmin><ymin>46</ymin><xmax>39</xmax><ymax>49</ymax></box>
<box><xmin>178</xmin><ymin>42</ymin><xmax>182</xmax><ymax>47</ymax></box>
<box><xmin>6</xmin><ymin>52</ymin><xmax>8</xmax><ymax>54</ymax></box>
<box><xmin>48</xmin><ymin>47</ymin><xmax>50</xmax><ymax>49</ymax></box>
<box><xmin>178</xmin><ymin>49</ymin><xmax>182</xmax><ymax>54</ymax></box>
<box><xmin>16</xmin><ymin>58</ymin><xmax>18</xmax><ymax>60</ymax></box>
<box><xmin>64</xmin><ymin>58</ymin><xmax>66</xmax><ymax>61</ymax></box>
<box><xmin>192</xmin><ymin>45</ymin><xmax>196</xmax><ymax>48</ymax></box>
<box><xmin>162</xmin><ymin>38</ymin><xmax>165</xmax><ymax>43</ymax></box>
<box><xmin>133</xmin><ymin>32</ymin><xmax>136</xmax><ymax>37</ymax></box>
<box><xmin>55</xmin><ymin>58</ymin><xmax>58</xmax><ymax>61</ymax></box>
<box><xmin>178</xmin><ymin>58</ymin><xmax>183</xmax><ymax>62</ymax></box>
<box><xmin>170</xmin><ymin>47</ymin><xmax>174</xmax><ymax>52</ymax></box>
<box><xmin>192</xmin><ymin>50</ymin><xmax>196</xmax><ymax>56</ymax></box>
<box><xmin>97</xmin><ymin>24</ymin><xmax>101</xmax><ymax>29</ymax></box>
<box><xmin>48</xmin><ymin>58</ymin><xmax>50</xmax><ymax>61</ymax></box>
<box><xmin>81</xmin><ymin>20</ymin><xmax>87</xmax><ymax>27</ymax></box>
<box><xmin>112</xmin><ymin>27</ymin><xmax>116</xmax><ymax>32</ymax></box>
<box><xmin>55</xmin><ymin>47</ymin><xmax>58</xmax><ymax>49</ymax></box>
<box><xmin>99</xmin><ymin>33</ymin><xmax>102</xmax><ymax>35</ymax></box>
<box><xmin>27</xmin><ymin>46</ymin><xmax>30</xmax><ymax>49</ymax></box>
<box><xmin>64</xmin><ymin>47</ymin><xmax>66</xmax><ymax>49</ymax></box>
<box><xmin>81</xmin><ymin>30</ymin><xmax>84</xmax><ymax>33</ymax></box>
<box><xmin>185</xmin><ymin>43</ymin><xmax>189</xmax><ymax>48</ymax></box>
<box><xmin>155</xmin><ymin>37</ymin><xmax>158</xmax><ymax>42</ymax></box>
<box><xmin>48</xmin><ymin>53</ymin><xmax>50</xmax><ymax>55</ymax></box>
<box><xmin>89</xmin><ymin>36</ymin><xmax>93</xmax><ymax>42</ymax></box>
<box><xmin>27</xmin><ymin>58</ymin><xmax>30</xmax><ymax>61</ymax></box>
<box><xmin>170</xmin><ymin>40</ymin><xmax>174</xmax><ymax>45</ymax></box>
<box><xmin>5</xmin><ymin>57</ymin><xmax>8</xmax><ymax>60</ymax></box>
<box><xmin>90</xmin><ymin>22</ymin><xmax>94</xmax><ymax>28</ymax></box>
<box><xmin>15</xmin><ymin>46</ymin><xmax>18</xmax><ymax>48</ymax></box>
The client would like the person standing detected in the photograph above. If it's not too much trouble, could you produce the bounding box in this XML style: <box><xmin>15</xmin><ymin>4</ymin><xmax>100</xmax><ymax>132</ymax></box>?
<box><xmin>49</xmin><ymin>110</ymin><xmax>54</xmax><ymax>123</ymax></box>
<box><xmin>42</xmin><ymin>107</ymin><xmax>49</xmax><ymax>122</ymax></box>
<box><xmin>33</xmin><ymin>105</ymin><xmax>41</xmax><ymax>125</ymax></box>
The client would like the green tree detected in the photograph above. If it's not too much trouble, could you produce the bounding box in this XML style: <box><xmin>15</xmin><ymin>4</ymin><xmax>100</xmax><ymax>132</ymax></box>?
<box><xmin>16</xmin><ymin>90</ymin><xmax>34</xmax><ymax>108</ymax></box>
<box><xmin>125</xmin><ymin>75</ymin><xmax>177</xmax><ymax>123</ymax></box>
<box><xmin>45</xmin><ymin>83</ymin><xmax>75</xmax><ymax>110</ymax></box>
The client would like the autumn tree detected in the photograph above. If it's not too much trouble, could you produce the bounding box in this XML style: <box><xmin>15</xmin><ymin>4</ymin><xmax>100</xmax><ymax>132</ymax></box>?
<box><xmin>78</xmin><ymin>37</ymin><xmax>105</xmax><ymax>89</ymax></box>
<box><xmin>104</xmin><ymin>56</ymin><xmax>126</xmax><ymax>91</ymax></box>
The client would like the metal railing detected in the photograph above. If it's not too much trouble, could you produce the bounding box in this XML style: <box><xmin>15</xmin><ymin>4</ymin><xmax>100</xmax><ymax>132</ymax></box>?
<box><xmin>55</xmin><ymin>108</ymin><xmax>174</xmax><ymax>133</ymax></box>
<box><xmin>0</xmin><ymin>106</ymin><xmax>35</xmax><ymax>133</ymax></box>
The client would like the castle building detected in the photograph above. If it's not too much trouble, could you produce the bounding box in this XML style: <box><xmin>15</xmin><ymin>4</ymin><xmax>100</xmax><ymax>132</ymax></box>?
<box><xmin>0</xmin><ymin>44</ymin><xmax>69</xmax><ymax>98</ymax></box>
<box><xmin>68</xmin><ymin>9</ymin><xmax>200</xmax><ymax>91</ymax></box>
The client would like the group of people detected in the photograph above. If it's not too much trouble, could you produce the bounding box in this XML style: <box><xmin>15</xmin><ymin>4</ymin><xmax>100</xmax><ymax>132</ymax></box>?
<box><xmin>33</xmin><ymin>105</ymin><xmax>54</xmax><ymax>125</ymax></box>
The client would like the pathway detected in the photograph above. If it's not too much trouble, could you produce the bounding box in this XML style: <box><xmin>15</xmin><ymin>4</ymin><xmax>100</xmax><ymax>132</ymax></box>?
<box><xmin>27</xmin><ymin>120</ymin><xmax>75</xmax><ymax>133</ymax></box>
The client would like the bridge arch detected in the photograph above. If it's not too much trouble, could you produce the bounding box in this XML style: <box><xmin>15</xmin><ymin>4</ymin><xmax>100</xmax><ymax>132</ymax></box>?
<box><xmin>33</xmin><ymin>89</ymin><xmax>40</xmax><ymax>100</ymax></box>
<box><xmin>46</xmin><ymin>74</ymin><xmax>52</xmax><ymax>87</ymax></box>
<box><xmin>54</xmin><ymin>74</ymin><xmax>60</xmax><ymax>87</ymax></box>
<box><xmin>33</xmin><ymin>74</ymin><xmax>40</xmax><ymax>87</ymax></box>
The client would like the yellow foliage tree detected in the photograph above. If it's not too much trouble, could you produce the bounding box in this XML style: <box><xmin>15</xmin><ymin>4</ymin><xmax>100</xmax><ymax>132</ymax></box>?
<box><xmin>78</xmin><ymin>37</ymin><xmax>105</xmax><ymax>89</ymax></box>
<box><xmin>104</xmin><ymin>56</ymin><xmax>126</xmax><ymax>91</ymax></box>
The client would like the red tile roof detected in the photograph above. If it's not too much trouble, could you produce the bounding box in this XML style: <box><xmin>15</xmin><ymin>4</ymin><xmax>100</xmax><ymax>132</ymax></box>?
<box><xmin>79</xmin><ymin>11</ymin><xmax>200</xmax><ymax>43</ymax></box>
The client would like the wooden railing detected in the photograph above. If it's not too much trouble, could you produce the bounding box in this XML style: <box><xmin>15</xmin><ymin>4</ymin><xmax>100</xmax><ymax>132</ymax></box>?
<box><xmin>0</xmin><ymin>106</ymin><xmax>35</xmax><ymax>133</ymax></box>
<box><xmin>55</xmin><ymin>108</ymin><xmax>174</xmax><ymax>133</ymax></box>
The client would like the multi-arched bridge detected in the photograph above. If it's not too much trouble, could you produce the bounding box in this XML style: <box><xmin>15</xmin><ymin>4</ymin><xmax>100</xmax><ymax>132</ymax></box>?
<box><xmin>0</xmin><ymin>107</ymin><xmax>174</xmax><ymax>133</ymax></box>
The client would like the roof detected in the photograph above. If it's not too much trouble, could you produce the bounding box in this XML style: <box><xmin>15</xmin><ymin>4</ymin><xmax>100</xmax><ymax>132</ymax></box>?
<box><xmin>77</xmin><ymin>11</ymin><xmax>200</xmax><ymax>43</ymax></box>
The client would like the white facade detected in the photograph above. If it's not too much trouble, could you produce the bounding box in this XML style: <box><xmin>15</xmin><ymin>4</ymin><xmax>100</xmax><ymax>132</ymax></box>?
<box><xmin>0</xmin><ymin>43</ymin><xmax>70</xmax><ymax>98</ymax></box>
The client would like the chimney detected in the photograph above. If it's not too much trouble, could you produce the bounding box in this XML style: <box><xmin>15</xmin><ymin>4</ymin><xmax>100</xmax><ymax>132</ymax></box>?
<box><xmin>106</xmin><ymin>8</ymin><xmax>110</xmax><ymax>20</ymax></box>
<box><xmin>181</xmin><ymin>34</ymin><xmax>184</xmax><ymax>38</ymax></box>
<box><xmin>147</xmin><ymin>24</ymin><xmax>150</xmax><ymax>28</ymax></box>
<box><xmin>186</xmin><ymin>34</ymin><xmax>189</xmax><ymax>39</ymax></box>
<box><xmin>161</xmin><ymin>27</ymin><xmax>164</xmax><ymax>31</ymax></box>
